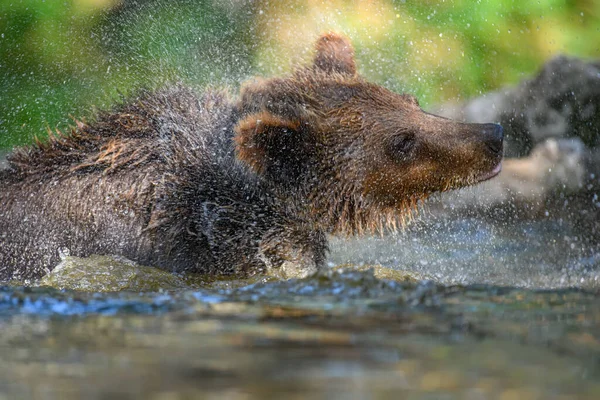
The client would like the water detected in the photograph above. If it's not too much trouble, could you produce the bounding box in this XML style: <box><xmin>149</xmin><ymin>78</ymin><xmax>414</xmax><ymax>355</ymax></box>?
<box><xmin>331</xmin><ymin>215</ymin><xmax>600</xmax><ymax>289</ymax></box>
<box><xmin>0</xmin><ymin>215</ymin><xmax>599</xmax><ymax>399</ymax></box>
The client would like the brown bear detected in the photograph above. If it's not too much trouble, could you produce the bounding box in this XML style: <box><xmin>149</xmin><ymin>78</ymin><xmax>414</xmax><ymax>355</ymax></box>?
<box><xmin>0</xmin><ymin>33</ymin><xmax>503</xmax><ymax>281</ymax></box>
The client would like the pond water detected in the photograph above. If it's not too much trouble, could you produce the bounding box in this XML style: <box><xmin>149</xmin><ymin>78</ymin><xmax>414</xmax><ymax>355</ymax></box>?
<box><xmin>0</xmin><ymin>215</ymin><xmax>599</xmax><ymax>399</ymax></box>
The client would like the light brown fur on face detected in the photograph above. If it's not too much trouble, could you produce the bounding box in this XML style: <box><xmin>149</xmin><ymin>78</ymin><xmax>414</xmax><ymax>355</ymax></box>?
<box><xmin>236</xmin><ymin>32</ymin><xmax>503</xmax><ymax>234</ymax></box>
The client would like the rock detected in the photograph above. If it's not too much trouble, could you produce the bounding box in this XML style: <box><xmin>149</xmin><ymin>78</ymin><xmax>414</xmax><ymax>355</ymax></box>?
<box><xmin>433</xmin><ymin>55</ymin><xmax>600</xmax><ymax>224</ymax></box>
<box><xmin>439</xmin><ymin>55</ymin><xmax>600</xmax><ymax>157</ymax></box>
<box><xmin>40</xmin><ymin>255</ymin><xmax>188</xmax><ymax>292</ymax></box>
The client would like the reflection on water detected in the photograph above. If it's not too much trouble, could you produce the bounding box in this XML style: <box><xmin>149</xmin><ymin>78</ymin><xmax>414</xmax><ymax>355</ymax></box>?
<box><xmin>1</xmin><ymin>216</ymin><xmax>599</xmax><ymax>399</ymax></box>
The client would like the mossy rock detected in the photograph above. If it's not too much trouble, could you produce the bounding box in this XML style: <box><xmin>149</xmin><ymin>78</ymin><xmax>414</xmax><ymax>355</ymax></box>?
<box><xmin>38</xmin><ymin>255</ymin><xmax>428</xmax><ymax>293</ymax></box>
<box><xmin>40</xmin><ymin>255</ymin><xmax>187</xmax><ymax>292</ymax></box>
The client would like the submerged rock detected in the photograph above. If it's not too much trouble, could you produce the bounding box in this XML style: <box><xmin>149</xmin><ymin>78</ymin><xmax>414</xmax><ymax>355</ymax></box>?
<box><xmin>40</xmin><ymin>255</ymin><xmax>187</xmax><ymax>292</ymax></box>
<box><xmin>37</xmin><ymin>254</ymin><xmax>430</xmax><ymax>292</ymax></box>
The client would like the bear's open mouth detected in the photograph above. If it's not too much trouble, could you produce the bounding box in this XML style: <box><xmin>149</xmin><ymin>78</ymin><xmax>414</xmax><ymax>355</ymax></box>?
<box><xmin>475</xmin><ymin>161</ymin><xmax>502</xmax><ymax>183</ymax></box>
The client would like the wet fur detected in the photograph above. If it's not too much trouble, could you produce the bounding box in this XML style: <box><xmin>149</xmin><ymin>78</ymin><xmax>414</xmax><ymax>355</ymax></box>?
<box><xmin>1</xmin><ymin>87</ymin><xmax>326</xmax><ymax>279</ymax></box>
<box><xmin>0</xmin><ymin>33</ymin><xmax>502</xmax><ymax>280</ymax></box>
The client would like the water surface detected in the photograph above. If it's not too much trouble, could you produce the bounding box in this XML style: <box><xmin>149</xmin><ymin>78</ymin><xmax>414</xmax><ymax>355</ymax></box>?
<box><xmin>1</xmin><ymin>215</ymin><xmax>599</xmax><ymax>399</ymax></box>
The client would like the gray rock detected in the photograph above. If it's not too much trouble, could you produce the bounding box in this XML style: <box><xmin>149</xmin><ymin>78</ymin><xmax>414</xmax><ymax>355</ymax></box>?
<box><xmin>431</xmin><ymin>55</ymin><xmax>600</xmax><ymax>225</ymax></box>
<box><xmin>439</xmin><ymin>55</ymin><xmax>600</xmax><ymax>157</ymax></box>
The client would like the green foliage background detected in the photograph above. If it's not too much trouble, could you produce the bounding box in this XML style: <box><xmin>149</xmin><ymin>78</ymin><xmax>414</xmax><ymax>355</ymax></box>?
<box><xmin>1</xmin><ymin>0</ymin><xmax>599</xmax><ymax>149</ymax></box>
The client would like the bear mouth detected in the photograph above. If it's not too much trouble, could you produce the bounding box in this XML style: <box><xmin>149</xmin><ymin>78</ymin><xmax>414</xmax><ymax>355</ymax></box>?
<box><xmin>475</xmin><ymin>161</ymin><xmax>502</xmax><ymax>183</ymax></box>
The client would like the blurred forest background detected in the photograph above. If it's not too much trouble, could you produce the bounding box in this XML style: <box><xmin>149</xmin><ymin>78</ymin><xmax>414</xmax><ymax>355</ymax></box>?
<box><xmin>1</xmin><ymin>0</ymin><xmax>599</xmax><ymax>149</ymax></box>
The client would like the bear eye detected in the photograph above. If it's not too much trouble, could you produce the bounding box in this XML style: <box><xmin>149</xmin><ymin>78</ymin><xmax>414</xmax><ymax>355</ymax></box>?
<box><xmin>387</xmin><ymin>134</ymin><xmax>415</xmax><ymax>160</ymax></box>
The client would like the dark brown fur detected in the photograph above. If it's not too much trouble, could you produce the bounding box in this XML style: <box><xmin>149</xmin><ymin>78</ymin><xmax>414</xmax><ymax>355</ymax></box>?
<box><xmin>0</xmin><ymin>33</ymin><xmax>503</xmax><ymax>281</ymax></box>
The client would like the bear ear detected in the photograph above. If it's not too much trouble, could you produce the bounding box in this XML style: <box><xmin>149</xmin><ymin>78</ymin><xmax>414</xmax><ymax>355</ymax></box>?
<box><xmin>312</xmin><ymin>32</ymin><xmax>356</xmax><ymax>75</ymax></box>
<box><xmin>235</xmin><ymin>111</ymin><xmax>314</xmax><ymax>183</ymax></box>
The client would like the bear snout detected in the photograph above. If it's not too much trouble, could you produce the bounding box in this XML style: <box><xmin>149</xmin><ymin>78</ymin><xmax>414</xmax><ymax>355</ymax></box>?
<box><xmin>481</xmin><ymin>123</ymin><xmax>504</xmax><ymax>156</ymax></box>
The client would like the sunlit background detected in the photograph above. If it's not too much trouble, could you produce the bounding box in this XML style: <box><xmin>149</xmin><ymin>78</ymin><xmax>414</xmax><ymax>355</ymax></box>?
<box><xmin>1</xmin><ymin>0</ymin><xmax>599</xmax><ymax>148</ymax></box>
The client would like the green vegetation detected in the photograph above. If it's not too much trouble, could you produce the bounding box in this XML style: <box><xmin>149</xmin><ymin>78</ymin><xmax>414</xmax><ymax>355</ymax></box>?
<box><xmin>1</xmin><ymin>0</ymin><xmax>599</xmax><ymax>149</ymax></box>
<box><xmin>0</xmin><ymin>0</ymin><xmax>254</xmax><ymax>148</ymax></box>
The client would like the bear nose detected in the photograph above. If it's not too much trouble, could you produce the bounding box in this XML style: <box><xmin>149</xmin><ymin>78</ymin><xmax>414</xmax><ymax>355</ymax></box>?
<box><xmin>481</xmin><ymin>123</ymin><xmax>504</xmax><ymax>155</ymax></box>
